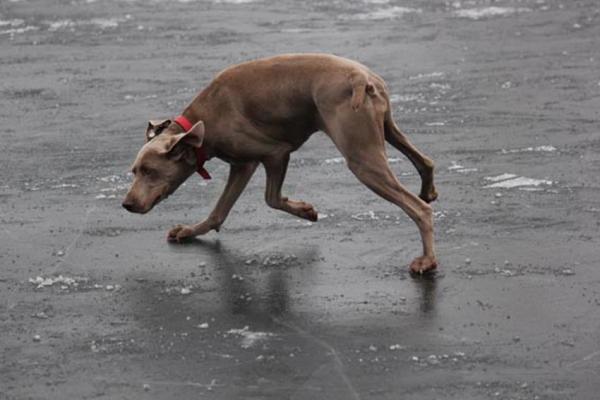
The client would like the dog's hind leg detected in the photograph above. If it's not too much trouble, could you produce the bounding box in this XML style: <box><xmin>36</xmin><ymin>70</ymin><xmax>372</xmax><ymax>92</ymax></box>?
<box><xmin>168</xmin><ymin>161</ymin><xmax>258</xmax><ymax>242</ymax></box>
<box><xmin>322</xmin><ymin>101</ymin><xmax>437</xmax><ymax>273</ymax></box>
<box><xmin>384</xmin><ymin>111</ymin><xmax>437</xmax><ymax>203</ymax></box>
<box><xmin>263</xmin><ymin>153</ymin><xmax>318</xmax><ymax>222</ymax></box>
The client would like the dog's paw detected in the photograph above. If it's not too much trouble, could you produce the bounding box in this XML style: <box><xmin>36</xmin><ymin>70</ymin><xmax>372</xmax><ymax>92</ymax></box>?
<box><xmin>300</xmin><ymin>204</ymin><xmax>318</xmax><ymax>222</ymax></box>
<box><xmin>287</xmin><ymin>200</ymin><xmax>318</xmax><ymax>221</ymax></box>
<box><xmin>305</xmin><ymin>208</ymin><xmax>318</xmax><ymax>222</ymax></box>
<box><xmin>167</xmin><ymin>224</ymin><xmax>196</xmax><ymax>243</ymax></box>
<box><xmin>419</xmin><ymin>189</ymin><xmax>438</xmax><ymax>204</ymax></box>
<box><xmin>409</xmin><ymin>255</ymin><xmax>438</xmax><ymax>275</ymax></box>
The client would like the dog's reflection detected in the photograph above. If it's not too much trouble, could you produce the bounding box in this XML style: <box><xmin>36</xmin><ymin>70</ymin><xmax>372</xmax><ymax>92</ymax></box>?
<box><xmin>411</xmin><ymin>271</ymin><xmax>438</xmax><ymax>317</ymax></box>
<box><xmin>175</xmin><ymin>238</ymin><xmax>318</xmax><ymax>318</ymax></box>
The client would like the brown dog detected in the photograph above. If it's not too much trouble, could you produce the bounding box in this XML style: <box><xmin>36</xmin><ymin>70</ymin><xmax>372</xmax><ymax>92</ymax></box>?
<box><xmin>122</xmin><ymin>54</ymin><xmax>438</xmax><ymax>273</ymax></box>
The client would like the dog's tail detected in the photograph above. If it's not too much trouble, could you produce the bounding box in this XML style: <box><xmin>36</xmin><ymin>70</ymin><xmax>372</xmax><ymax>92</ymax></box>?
<box><xmin>350</xmin><ymin>73</ymin><xmax>375</xmax><ymax>111</ymax></box>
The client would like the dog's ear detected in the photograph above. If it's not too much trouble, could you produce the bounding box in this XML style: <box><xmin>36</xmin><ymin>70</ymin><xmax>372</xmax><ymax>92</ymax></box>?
<box><xmin>146</xmin><ymin>119</ymin><xmax>172</xmax><ymax>142</ymax></box>
<box><xmin>162</xmin><ymin>121</ymin><xmax>205</xmax><ymax>161</ymax></box>
<box><xmin>182</xmin><ymin>121</ymin><xmax>205</xmax><ymax>148</ymax></box>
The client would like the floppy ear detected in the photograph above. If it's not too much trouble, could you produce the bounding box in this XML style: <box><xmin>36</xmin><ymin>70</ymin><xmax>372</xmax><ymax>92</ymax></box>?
<box><xmin>181</xmin><ymin>121</ymin><xmax>205</xmax><ymax>148</ymax></box>
<box><xmin>146</xmin><ymin>118</ymin><xmax>171</xmax><ymax>142</ymax></box>
<box><xmin>163</xmin><ymin>121</ymin><xmax>205</xmax><ymax>158</ymax></box>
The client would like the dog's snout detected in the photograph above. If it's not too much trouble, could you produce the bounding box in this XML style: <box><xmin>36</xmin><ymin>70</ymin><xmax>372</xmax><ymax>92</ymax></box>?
<box><xmin>122</xmin><ymin>201</ymin><xmax>136</xmax><ymax>212</ymax></box>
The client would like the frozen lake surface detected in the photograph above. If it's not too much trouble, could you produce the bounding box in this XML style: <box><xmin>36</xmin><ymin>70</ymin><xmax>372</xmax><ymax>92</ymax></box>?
<box><xmin>1</xmin><ymin>0</ymin><xmax>600</xmax><ymax>398</ymax></box>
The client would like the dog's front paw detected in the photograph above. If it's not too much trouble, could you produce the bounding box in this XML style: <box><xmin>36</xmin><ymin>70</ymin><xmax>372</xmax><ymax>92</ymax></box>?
<box><xmin>409</xmin><ymin>255</ymin><xmax>438</xmax><ymax>274</ymax></box>
<box><xmin>298</xmin><ymin>203</ymin><xmax>318</xmax><ymax>222</ymax></box>
<box><xmin>167</xmin><ymin>224</ymin><xmax>196</xmax><ymax>243</ymax></box>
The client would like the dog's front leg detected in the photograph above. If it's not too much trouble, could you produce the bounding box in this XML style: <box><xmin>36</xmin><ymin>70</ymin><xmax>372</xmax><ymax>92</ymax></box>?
<box><xmin>167</xmin><ymin>162</ymin><xmax>258</xmax><ymax>242</ymax></box>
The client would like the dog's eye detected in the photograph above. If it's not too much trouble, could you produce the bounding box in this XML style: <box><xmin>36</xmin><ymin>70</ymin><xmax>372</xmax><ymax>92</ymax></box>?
<box><xmin>140</xmin><ymin>166</ymin><xmax>152</xmax><ymax>176</ymax></box>
<box><xmin>140</xmin><ymin>167</ymin><xmax>159</xmax><ymax>179</ymax></box>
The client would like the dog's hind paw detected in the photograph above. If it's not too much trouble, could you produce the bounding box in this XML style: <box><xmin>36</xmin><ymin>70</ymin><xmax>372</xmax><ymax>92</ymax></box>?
<box><xmin>419</xmin><ymin>189</ymin><xmax>438</xmax><ymax>204</ymax></box>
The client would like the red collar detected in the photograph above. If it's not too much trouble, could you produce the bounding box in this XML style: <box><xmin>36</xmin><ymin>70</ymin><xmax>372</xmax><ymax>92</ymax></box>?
<box><xmin>173</xmin><ymin>115</ymin><xmax>211</xmax><ymax>180</ymax></box>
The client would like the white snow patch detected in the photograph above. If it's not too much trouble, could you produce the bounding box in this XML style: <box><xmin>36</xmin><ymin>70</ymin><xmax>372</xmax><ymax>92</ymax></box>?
<box><xmin>51</xmin><ymin>183</ymin><xmax>78</xmax><ymax>189</ymax></box>
<box><xmin>448</xmin><ymin>162</ymin><xmax>465</xmax><ymax>170</ymax></box>
<box><xmin>47</xmin><ymin>20</ymin><xmax>76</xmax><ymax>30</ymax></box>
<box><xmin>517</xmin><ymin>187</ymin><xmax>544</xmax><ymax>192</ymax></box>
<box><xmin>430</xmin><ymin>82</ymin><xmax>451</xmax><ymax>90</ymax></box>
<box><xmin>454</xmin><ymin>7</ymin><xmax>530</xmax><ymax>20</ymax></box>
<box><xmin>448</xmin><ymin>161</ymin><xmax>478</xmax><ymax>173</ymax></box>
<box><xmin>389</xmin><ymin>93</ymin><xmax>425</xmax><ymax>103</ymax></box>
<box><xmin>95</xmin><ymin>193</ymin><xmax>116</xmax><ymax>200</ymax></box>
<box><xmin>484</xmin><ymin>173</ymin><xmax>518</xmax><ymax>182</ymax></box>
<box><xmin>341</xmin><ymin>6</ymin><xmax>421</xmax><ymax>20</ymax></box>
<box><xmin>325</xmin><ymin>156</ymin><xmax>403</xmax><ymax>165</ymax></box>
<box><xmin>226</xmin><ymin>326</ymin><xmax>275</xmax><ymax>349</ymax></box>
<box><xmin>0</xmin><ymin>19</ymin><xmax>24</xmax><ymax>27</ymax></box>
<box><xmin>500</xmin><ymin>145</ymin><xmax>557</xmax><ymax>154</ymax></box>
<box><xmin>98</xmin><ymin>174</ymin><xmax>126</xmax><ymax>183</ymax></box>
<box><xmin>0</xmin><ymin>25</ymin><xmax>37</xmax><ymax>35</ymax></box>
<box><xmin>484</xmin><ymin>176</ymin><xmax>552</xmax><ymax>188</ymax></box>
<box><xmin>99</xmin><ymin>184</ymin><xmax>128</xmax><ymax>192</ymax></box>
<box><xmin>90</xmin><ymin>18</ymin><xmax>120</xmax><ymax>29</ymax></box>
<box><xmin>47</xmin><ymin>17</ymin><xmax>124</xmax><ymax>31</ymax></box>
<box><xmin>29</xmin><ymin>275</ymin><xmax>88</xmax><ymax>289</ymax></box>
<box><xmin>352</xmin><ymin>210</ymin><xmax>379</xmax><ymax>221</ymax></box>
<box><xmin>409</xmin><ymin>72</ymin><xmax>445</xmax><ymax>80</ymax></box>
<box><xmin>163</xmin><ymin>286</ymin><xmax>193</xmax><ymax>295</ymax></box>
<box><xmin>323</xmin><ymin>157</ymin><xmax>345</xmax><ymax>165</ymax></box>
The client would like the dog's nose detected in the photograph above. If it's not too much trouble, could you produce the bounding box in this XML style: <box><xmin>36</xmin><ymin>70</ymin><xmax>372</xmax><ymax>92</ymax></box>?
<box><xmin>122</xmin><ymin>201</ymin><xmax>136</xmax><ymax>212</ymax></box>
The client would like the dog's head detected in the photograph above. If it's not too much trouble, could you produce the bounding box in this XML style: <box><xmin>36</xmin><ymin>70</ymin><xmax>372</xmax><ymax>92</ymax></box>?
<box><xmin>122</xmin><ymin>118</ymin><xmax>205</xmax><ymax>214</ymax></box>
